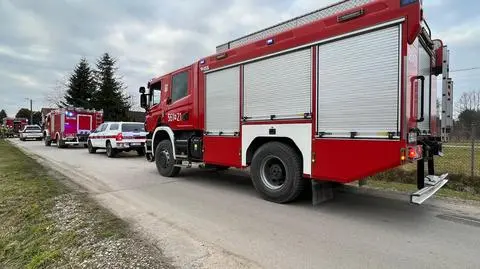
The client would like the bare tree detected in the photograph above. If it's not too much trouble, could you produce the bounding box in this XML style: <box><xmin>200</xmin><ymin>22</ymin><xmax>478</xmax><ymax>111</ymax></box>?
<box><xmin>44</xmin><ymin>77</ymin><xmax>68</xmax><ymax>108</ymax></box>
<box><xmin>456</xmin><ymin>90</ymin><xmax>480</xmax><ymax>115</ymax></box>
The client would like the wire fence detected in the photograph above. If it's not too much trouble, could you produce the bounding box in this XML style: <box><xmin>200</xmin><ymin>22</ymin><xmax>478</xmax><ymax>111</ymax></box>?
<box><xmin>443</xmin><ymin>122</ymin><xmax>480</xmax><ymax>180</ymax></box>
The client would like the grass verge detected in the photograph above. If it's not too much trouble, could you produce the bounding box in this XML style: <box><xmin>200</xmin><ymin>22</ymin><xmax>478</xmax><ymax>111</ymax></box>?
<box><xmin>0</xmin><ymin>140</ymin><xmax>172</xmax><ymax>269</ymax></box>
<box><xmin>367</xmin><ymin>145</ymin><xmax>480</xmax><ymax>200</ymax></box>
<box><xmin>366</xmin><ymin>180</ymin><xmax>480</xmax><ymax>202</ymax></box>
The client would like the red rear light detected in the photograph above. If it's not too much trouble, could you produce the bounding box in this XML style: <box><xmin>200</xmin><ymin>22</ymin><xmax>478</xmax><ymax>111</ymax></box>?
<box><xmin>408</xmin><ymin>148</ymin><xmax>417</xmax><ymax>159</ymax></box>
<box><xmin>407</xmin><ymin>146</ymin><xmax>423</xmax><ymax>161</ymax></box>
<box><xmin>116</xmin><ymin>133</ymin><xmax>123</xmax><ymax>141</ymax></box>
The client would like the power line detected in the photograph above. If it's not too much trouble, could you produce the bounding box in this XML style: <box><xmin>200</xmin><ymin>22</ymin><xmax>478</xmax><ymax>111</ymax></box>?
<box><xmin>450</xmin><ymin>67</ymin><xmax>480</xmax><ymax>73</ymax></box>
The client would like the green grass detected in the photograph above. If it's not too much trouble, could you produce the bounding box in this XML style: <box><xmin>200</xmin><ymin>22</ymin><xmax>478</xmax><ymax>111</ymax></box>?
<box><xmin>367</xmin><ymin>180</ymin><xmax>480</xmax><ymax>202</ymax></box>
<box><xmin>0</xmin><ymin>141</ymin><xmax>66</xmax><ymax>268</ymax></box>
<box><xmin>0</xmin><ymin>140</ymin><xmax>137</xmax><ymax>268</ymax></box>
<box><xmin>368</xmin><ymin>146</ymin><xmax>480</xmax><ymax>199</ymax></box>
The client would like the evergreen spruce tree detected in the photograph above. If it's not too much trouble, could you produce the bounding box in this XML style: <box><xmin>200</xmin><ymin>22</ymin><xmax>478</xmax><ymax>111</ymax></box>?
<box><xmin>0</xmin><ymin>109</ymin><xmax>7</xmax><ymax>122</ymax></box>
<box><xmin>63</xmin><ymin>57</ymin><xmax>96</xmax><ymax>109</ymax></box>
<box><xmin>94</xmin><ymin>53</ymin><xmax>131</xmax><ymax>121</ymax></box>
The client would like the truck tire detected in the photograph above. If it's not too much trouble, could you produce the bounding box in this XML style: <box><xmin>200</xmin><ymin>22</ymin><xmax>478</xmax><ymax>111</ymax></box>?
<box><xmin>155</xmin><ymin>140</ymin><xmax>180</xmax><ymax>177</ymax></box>
<box><xmin>87</xmin><ymin>140</ymin><xmax>97</xmax><ymax>154</ymax></box>
<box><xmin>250</xmin><ymin>142</ymin><xmax>306</xmax><ymax>203</ymax></box>
<box><xmin>44</xmin><ymin>137</ymin><xmax>52</xmax><ymax>147</ymax></box>
<box><xmin>57</xmin><ymin>139</ymin><xmax>66</xmax><ymax>148</ymax></box>
<box><xmin>106</xmin><ymin>141</ymin><xmax>117</xmax><ymax>158</ymax></box>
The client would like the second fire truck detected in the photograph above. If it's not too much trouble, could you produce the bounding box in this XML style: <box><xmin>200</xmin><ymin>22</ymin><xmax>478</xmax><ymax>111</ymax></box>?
<box><xmin>44</xmin><ymin>107</ymin><xmax>104</xmax><ymax>148</ymax></box>
<box><xmin>139</xmin><ymin>0</ymin><xmax>453</xmax><ymax>205</ymax></box>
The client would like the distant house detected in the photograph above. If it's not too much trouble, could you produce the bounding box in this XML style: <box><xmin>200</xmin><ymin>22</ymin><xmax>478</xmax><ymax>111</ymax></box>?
<box><xmin>41</xmin><ymin>108</ymin><xmax>55</xmax><ymax>125</ymax></box>
<box><xmin>126</xmin><ymin>110</ymin><xmax>145</xmax><ymax>122</ymax></box>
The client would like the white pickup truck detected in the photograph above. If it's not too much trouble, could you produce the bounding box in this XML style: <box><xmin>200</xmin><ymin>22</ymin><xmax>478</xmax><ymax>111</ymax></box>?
<box><xmin>87</xmin><ymin>122</ymin><xmax>147</xmax><ymax>158</ymax></box>
<box><xmin>19</xmin><ymin>125</ymin><xmax>44</xmax><ymax>141</ymax></box>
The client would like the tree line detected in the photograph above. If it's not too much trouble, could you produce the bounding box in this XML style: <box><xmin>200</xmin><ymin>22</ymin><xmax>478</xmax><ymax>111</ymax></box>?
<box><xmin>456</xmin><ymin>90</ymin><xmax>480</xmax><ymax>128</ymax></box>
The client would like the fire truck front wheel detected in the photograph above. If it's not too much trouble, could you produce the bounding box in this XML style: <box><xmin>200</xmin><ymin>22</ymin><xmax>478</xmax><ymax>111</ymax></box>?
<box><xmin>155</xmin><ymin>140</ymin><xmax>180</xmax><ymax>177</ymax></box>
<box><xmin>251</xmin><ymin>142</ymin><xmax>306</xmax><ymax>204</ymax></box>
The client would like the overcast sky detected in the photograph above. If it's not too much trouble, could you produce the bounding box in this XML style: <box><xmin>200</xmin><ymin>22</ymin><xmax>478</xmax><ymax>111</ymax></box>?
<box><xmin>0</xmin><ymin>0</ymin><xmax>478</xmax><ymax>116</ymax></box>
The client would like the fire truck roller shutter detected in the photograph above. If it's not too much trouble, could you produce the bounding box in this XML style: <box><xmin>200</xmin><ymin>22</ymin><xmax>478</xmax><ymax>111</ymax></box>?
<box><xmin>243</xmin><ymin>48</ymin><xmax>311</xmax><ymax>121</ymax></box>
<box><xmin>205</xmin><ymin>66</ymin><xmax>240</xmax><ymax>135</ymax></box>
<box><xmin>317</xmin><ymin>24</ymin><xmax>401</xmax><ymax>138</ymax></box>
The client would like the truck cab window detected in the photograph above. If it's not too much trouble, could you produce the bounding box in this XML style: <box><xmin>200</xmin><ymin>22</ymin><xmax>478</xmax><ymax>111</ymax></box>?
<box><xmin>151</xmin><ymin>85</ymin><xmax>161</xmax><ymax>105</ymax></box>
<box><xmin>171</xmin><ymin>71</ymin><xmax>188</xmax><ymax>103</ymax></box>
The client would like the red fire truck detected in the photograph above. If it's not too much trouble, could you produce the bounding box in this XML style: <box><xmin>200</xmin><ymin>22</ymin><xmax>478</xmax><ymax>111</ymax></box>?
<box><xmin>138</xmin><ymin>0</ymin><xmax>453</xmax><ymax>205</ymax></box>
<box><xmin>3</xmin><ymin>117</ymin><xmax>14</xmax><ymax>129</ymax></box>
<box><xmin>44</xmin><ymin>107</ymin><xmax>103</xmax><ymax>148</ymax></box>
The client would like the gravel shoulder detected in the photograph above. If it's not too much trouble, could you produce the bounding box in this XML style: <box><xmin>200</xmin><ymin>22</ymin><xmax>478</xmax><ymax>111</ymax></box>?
<box><xmin>0</xmin><ymin>140</ymin><xmax>174</xmax><ymax>269</ymax></box>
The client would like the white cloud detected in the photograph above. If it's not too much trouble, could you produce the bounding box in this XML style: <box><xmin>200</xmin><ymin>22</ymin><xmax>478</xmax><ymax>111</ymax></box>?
<box><xmin>436</xmin><ymin>17</ymin><xmax>480</xmax><ymax>47</ymax></box>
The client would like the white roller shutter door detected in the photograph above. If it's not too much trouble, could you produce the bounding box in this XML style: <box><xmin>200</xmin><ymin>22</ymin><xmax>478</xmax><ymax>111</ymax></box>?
<box><xmin>205</xmin><ymin>67</ymin><xmax>240</xmax><ymax>135</ymax></box>
<box><xmin>243</xmin><ymin>49</ymin><xmax>312</xmax><ymax>120</ymax></box>
<box><xmin>317</xmin><ymin>25</ymin><xmax>401</xmax><ymax>138</ymax></box>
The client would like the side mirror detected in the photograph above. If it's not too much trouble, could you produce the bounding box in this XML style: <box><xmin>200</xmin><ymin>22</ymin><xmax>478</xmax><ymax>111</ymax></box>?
<box><xmin>139</xmin><ymin>86</ymin><xmax>146</xmax><ymax>94</ymax></box>
<box><xmin>140</xmin><ymin>94</ymin><xmax>148</xmax><ymax>108</ymax></box>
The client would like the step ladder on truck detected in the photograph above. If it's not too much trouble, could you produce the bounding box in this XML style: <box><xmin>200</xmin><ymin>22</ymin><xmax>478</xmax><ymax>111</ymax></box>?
<box><xmin>139</xmin><ymin>0</ymin><xmax>453</xmax><ymax>205</ymax></box>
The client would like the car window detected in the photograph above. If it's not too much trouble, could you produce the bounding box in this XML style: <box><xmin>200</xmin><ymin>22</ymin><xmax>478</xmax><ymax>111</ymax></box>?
<box><xmin>171</xmin><ymin>71</ymin><xmax>188</xmax><ymax>103</ymax></box>
<box><xmin>109</xmin><ymin>124</ymin><xmax>119</xmax><ymax>131</ymax></box>
<box><xmin>25</xmin><ymin>126</ymin><xmax>41</xmax><ymax>131</ymax></box>
<box><xmin>100</xmin><ymin>124</ymin><xmax>108</xmax><ymax>132</ymax></box>
<box><xmin>95</xmin><ymin>124</ymin><xmax>105</xmax><ymax>132</ymax></box>
<box><xmin>121</xmin><ymin>123</ymin><xmax>145</xmax><ymax>132</ymax></box>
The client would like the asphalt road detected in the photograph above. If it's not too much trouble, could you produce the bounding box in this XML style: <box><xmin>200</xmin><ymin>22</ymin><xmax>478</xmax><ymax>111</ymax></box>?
<box><xmin>11</xmin><ymin>140</ymin><xmax>480</xmax><ymax>269</ymax></box>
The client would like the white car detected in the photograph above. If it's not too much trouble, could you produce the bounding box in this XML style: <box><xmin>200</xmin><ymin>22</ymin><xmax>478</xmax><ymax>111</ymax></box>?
<box><xmin>87</xmin><ymin>122</ymin><xmax>148</xmax><ymax>158</ymax></box>
<box><xmin>19</xmin><ymin>125</ymin><xmax>44</xmax><ymax>141</ymax></box>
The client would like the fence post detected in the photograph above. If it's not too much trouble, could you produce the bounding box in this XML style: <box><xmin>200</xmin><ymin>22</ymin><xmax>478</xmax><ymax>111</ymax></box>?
<box><xmin>472</xmin><ymin>123</ymin><xmax>476</xmax><ymax>178</ymax></box>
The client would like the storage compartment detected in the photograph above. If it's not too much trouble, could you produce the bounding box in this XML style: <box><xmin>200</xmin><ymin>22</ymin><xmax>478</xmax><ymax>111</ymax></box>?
<box><xmin>205</xmin><ymin>66</ymin><xmax>240</xmax><ymax>135</ymax></box>
<box><xmin>243</xmin><ymin>48</ymin><xmax>312</xmax><ymax>121</ymax></box>
<box><xmin>78</xmin><ymin>114</ymin><xmax>92</xmax><ymax>131</ymax></box>
<box><xmin>189</xmin><ymin>136</ymin><xmax>203</xmax><ymax>160</ymax></box>
<box><xmin>317</xmin><ymin>25</ymin><xmax>401</xmax><ymax>138</ymax></box>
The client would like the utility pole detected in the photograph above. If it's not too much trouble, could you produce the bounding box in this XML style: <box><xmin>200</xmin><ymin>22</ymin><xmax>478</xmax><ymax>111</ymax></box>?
<box><xmin>30</xmin><ymin>99</ymin><xmax>33</xmax><ymax>124</ymax></box>
<box><xmin>25</xmin><ymin>98</ymin><xmax>33</xmax><ymax>124</ymax></box>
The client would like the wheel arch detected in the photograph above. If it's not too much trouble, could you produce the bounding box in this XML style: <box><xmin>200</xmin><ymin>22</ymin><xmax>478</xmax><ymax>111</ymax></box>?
<box><xmin>246</xmin><ymin>137</ymin><xmax>303</xmax><ymax>167</ymax></box>
<box><xmin>152</xmin><ymin>126</ymin><xmax>176</xmax><ymax>159</ymax></box>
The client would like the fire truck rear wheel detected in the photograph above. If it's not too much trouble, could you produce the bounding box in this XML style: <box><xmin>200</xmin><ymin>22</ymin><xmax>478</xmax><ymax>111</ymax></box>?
<box><xmin>251</xmin><ymin>142</ymin><xmax>305</xmax><ymax>204</ymax></box>
<box><xmin>57</xmin><ymin>139</ymin><xmax>66</xmax><ymax>148</ymax></box>
<box><xmin>155</xmin><ymin>140</ymin><xmax>180</xmax><ymax>177</ymax></box>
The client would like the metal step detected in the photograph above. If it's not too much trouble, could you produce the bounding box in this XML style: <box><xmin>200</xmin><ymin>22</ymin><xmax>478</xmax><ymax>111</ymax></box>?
<box><xmin>410</xmin><ymin>173</ymin><xmax>449</xmax><ymax>205</ymax></box>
